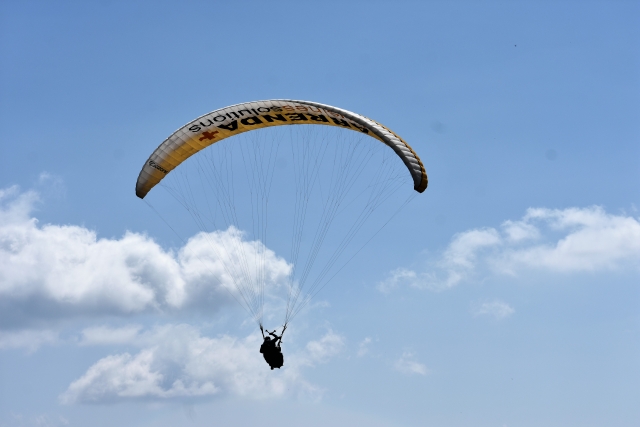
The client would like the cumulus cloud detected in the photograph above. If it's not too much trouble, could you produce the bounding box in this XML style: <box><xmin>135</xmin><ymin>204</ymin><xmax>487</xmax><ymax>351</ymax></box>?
<box><xmin>0</xmin><ymin>187</ymin><xmax>291</xmax><ymax>327</ymax></box>
<box><xmin>394</xmin><ymin>352</ymin><xmax>428</xmax><ymax>376</ymax></box>
<box><xmin>60</xmin><ymin>324</ymin><xmax>343</xmax><ymax>404</ymax></box>
<box><xmin>379</xmin><ymin>206</ymin><xmax>640</xmax><ymax>290</ymax></box>
<box><xmin>471</xmin><ymin>300</ymin><xmax>515</xmax><ymax>320</ymax></box>
<box><xmin>496</xmin><ymin>207</ymin><xmax>640</xmax><ymax>273</ymax></box>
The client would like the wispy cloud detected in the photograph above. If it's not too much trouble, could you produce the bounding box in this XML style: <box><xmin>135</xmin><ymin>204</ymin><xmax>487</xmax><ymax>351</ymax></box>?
<box><xmin>6</xmin><ymin>412</ymin><xmax>69</xmax><ymax>427</ymax></box>
<box><xmin>302</xmin><ymin>330</ymin><xmax>345</xmax><ymax>365</ymax></box>
<box><xmin>471</xmin><ymin>300</ymin><xmax>515</xmax><ymax>320</ymax></box>
<box><xmin>79</xmin><ymin>325</ymin><xmax>143</xmax><ymax>346</ymax></box>
<box><xmin>0</xmin><ymin>329</ymin><xmax>59</xmax><ymax>353</ymax></box>
<box><xmin>394</xmin><ymin>352</ymin><xmax>428</xmax><ymax>376</ymax></box>
<box><xmin>357</xmin><ymin>337</ymin><xmax>372</xmax><ymax>357</ymax></box>
<box><xmin>379</xmin><ymin>206</ymin><xmax>640</xmax><ymax>291</ymax></box>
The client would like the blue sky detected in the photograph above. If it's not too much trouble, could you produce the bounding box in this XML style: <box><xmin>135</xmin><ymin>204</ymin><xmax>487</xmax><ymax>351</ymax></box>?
<box><xmin>1</xmin><ymin>1</ymin><xmax>639</xmax><ymax>426</ymax></box>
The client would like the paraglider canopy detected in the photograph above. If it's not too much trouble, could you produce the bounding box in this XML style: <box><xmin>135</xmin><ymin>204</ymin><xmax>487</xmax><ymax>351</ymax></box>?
<box><xmin>136</xmin><ymin>99</ymin><xmax>427</xmax><ymax>331</ymax></box>
<box><xmin>136</xmin><ymin>99</ymin><xmax>427</xmax><ymax>199</ymax></box>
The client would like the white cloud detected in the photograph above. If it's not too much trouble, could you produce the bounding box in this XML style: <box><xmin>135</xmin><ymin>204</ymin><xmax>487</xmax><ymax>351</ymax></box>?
<box><xmin>497</xmin><ymin>207</ymin><xmax>640</xmax><ymax>273</ymax></box>
<box><xmin>357</xmin><ymin>337</ymin><xmax>372</xmax><ymax>357</ymax></box>
<box><xmin>394</xmin><ymin>352</ymin><xmax>428</xmax><ymax>376</ymax></box>
<box><xmin>79</xmin><ymin>325</ymin><xmax>142</xmax><ymax>346</ymax></box>
<box><xmin>378</xmin><ymin>229</ymin><xmax>502</xmax><ymax>292</ymax></box>
<box><xmin>0</xmin><ymin>187</ymin><xmax>291</xmax><ymax>326</ymax></box>
<box><xmin>0</xmin><ymin>329</ymin><xmax>59</xmax><ymax>353</ymax></box>
<box><xmin>377</xmin><ymin>268</ymin><xmax>418</xmax><ymax>293</ymax></box>
<box><xmin>443</xmin><ymin>228</ymin><xmax>502</xmax><ymax>269</ymax></box>
<box><xmin>60</xmin><ymin>324</ymin><xmax>343</xmax><ymax>404</ymax></box>
<box><xmin>380</xmin><ymin>206</ymin><xmax>640</xmax><ymax>290</ymax></box>
<box><xmin>502</xmin><ymin>220</ymin><xmax>540</xmax><ymax>242</ymax></box>
<box><xmin>302</xmin><ymin>330</ymin><xmax>345</xmax><ymax>365</ymax></box>
<box><xmin>471</xmin><ymin>300</ymin><xmax>515</xmax><ymax>320</ymax></box>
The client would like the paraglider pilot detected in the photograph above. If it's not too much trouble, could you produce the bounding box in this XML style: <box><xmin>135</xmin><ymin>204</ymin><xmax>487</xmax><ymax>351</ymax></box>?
<box><xmin>260</xmin><ymin>325</ymin><xmax>285</xmax><ymax>370</ymax></box>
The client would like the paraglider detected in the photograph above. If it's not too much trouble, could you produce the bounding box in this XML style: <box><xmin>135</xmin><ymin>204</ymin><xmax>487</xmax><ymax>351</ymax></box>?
<box><xmin>260</xmin><ymin>325</ymin><xmax>285</xmax><ymax>370</ymax></box>
<box><xmin>135</xmin><ymin>100</ymin><xmax>427</xmax><ymax>370</ymax></box>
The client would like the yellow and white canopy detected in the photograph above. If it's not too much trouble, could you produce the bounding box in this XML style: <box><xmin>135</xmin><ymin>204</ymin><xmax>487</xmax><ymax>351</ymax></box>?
<box><xmin>135</xmin><ymin>100</ymin><xmax>428</xmax><ymax>198</ymax></box>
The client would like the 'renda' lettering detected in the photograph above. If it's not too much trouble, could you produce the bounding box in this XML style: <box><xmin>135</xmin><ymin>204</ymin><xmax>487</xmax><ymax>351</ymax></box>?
<box><xmin>217</xmin><ymin>120</ymin><xmax>238</xmax><ymax>131</ymax></box>
<box><xmin>262</xmin><ymin>114</ymin><xmax>287</xmax><ymax>123</ymax></box>
<box><xmin>241</xmin><ymin>116</ymin><xmax>263</xmax><ymax>126</ymax></box>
